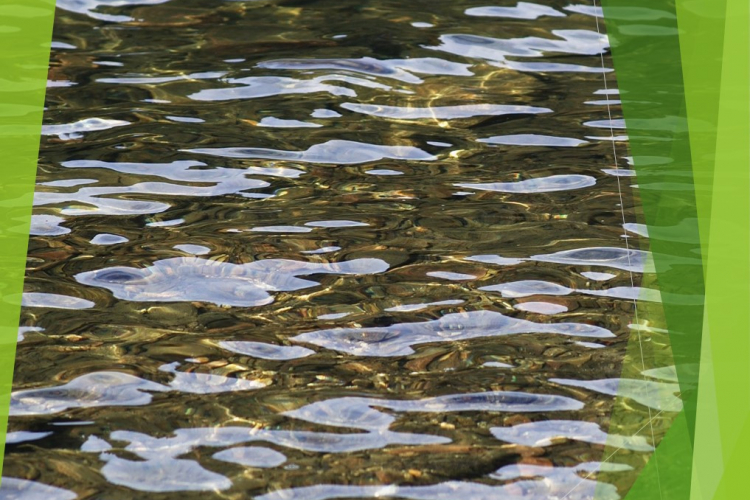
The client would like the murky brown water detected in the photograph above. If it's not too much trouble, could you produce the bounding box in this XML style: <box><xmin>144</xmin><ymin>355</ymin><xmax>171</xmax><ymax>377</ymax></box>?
<box><xmin>3</xmin><ymin>1</ymin><xmax>677</xmax><ymax>499</ymax></box>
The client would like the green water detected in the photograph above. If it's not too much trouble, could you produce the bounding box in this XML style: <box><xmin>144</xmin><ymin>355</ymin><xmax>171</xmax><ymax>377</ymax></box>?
<box><xmin>4</xmin><ymin>1</ymin><xmax>676</xmax><ymax>498</ymax></box>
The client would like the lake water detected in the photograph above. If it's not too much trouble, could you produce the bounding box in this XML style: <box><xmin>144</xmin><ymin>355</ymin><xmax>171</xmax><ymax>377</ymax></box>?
<box><xmin>4</xmin><ymin>1</ymin><xmax>676</xmax><ymax>499</ymax></box>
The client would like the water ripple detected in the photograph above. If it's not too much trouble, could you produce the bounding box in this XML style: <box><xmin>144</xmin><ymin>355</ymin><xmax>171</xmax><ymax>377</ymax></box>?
<box><xmin>478</xmin><ymin>134</ymin><xmax>588</xmax><ymax>147</ymax></box>
<box><xmin>57</xmin><ymin>0</ymin><xmax>171</xmax><ymax>23</ymax></box>
<box><xmin>285</xmin><ymin>391</ymin><xmax>583</xmax><ymax>430</ymax></box>
<box><xmin>256</xmin><ymin>57</ymin><xmax>473</xmax><ymax>84</ymax></box>
<box><xmin>21</xmin><ymin>292</ymin><xmax>94</xmax><ymax>310</ymax></box>
<box><xmin>257</xmin><ymin>462</ymin><xmax>625</xmax><ymax>500</ymax></box>
<box><xmin>91</xmin><ymin>233</ymin><xmax>128</xmax><ymax>245</ymax></box>
<box><xmin>189</xmin><ymin>75</ymin><xmax>392</xmax><ymax>101</ymax></box>
<box><xmin>551</xmin><ymin>378</ymin><xmax>683</xmax><ymax>412</ymax></box>
<box><xmin>428</xmin><ymin>29</ymin><xmax>609</xmax><ymax>72</ymax></box>
<box><xmin>456</xmin><ymin>174</ymin><xmax>596</xmax><ymax>194</ymax></box>
<box><xmin>183</xmin><ymin>140</ymin><xmax>437</xmax><ymax>164</ymax></box>
<box><xmin>6</xmin><ymin>431</ymin><xmax>53</xmax><ymax>445</ymax></box>
<box><xmin>75</xmin><ymin>257</ymin><xmax>389</xmax><ymax>307</ymax></box>
<box><xmin>530</xmin><ymin>246</ymin><xmax>650</xmax><ymax>273</ymax></box>
<box><xmin>490</xmin><ymin>419</ymin><xmax>653</xmax><ymax>451</ymax></box>
<box><xmin>100</xmin><ymin>454</ymin><xmax>232</xmax><ymax>493</ymax></box>
<box><xmin>0</xmin><ymin>477</ymin><xmax>76</xmax><ymax>500</ymax></box>
<box><xmin>341</xmin><ymin>103</ymin><xmax>552</xmax><ymax>120</ymax></box>
<box><xmin>29</xmin><ymin>214</ymin><xmax>69</xmax><ymax>236</ymax></box>
<box><xmin>292</xmin><ymin>310</ymin><xmax>613</xmax><ymax>357</ymax></box>
<box><xmin>41</xmin><ymin>118</ymin><xmax>129</xmax><ymax>140</ymax></box>
<box><xmin>218</xmin><ymin>341</ymin><xmax>315</xmax><ymax>360</ymax></box>
<box><xmin>212</xmin><ymin>447</ymin><xmax>287</xmax><ymax>468</ymax></box>
<box><xmin>10</xmin><ymin>372</ymin><xmax>168</xmax><ymax>416</ymax></box>
<box><xmin>466</xmin><ymin>3</ymin><xmax>566</xmax><ymax>20</ymax></box>
<box><xmin>61</xmin><ymin>159</ymin><xmax>305</xmax><ymax>181</ymax></box>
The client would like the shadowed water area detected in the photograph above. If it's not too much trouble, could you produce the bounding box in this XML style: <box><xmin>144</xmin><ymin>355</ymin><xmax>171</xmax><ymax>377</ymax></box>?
<box><xmin>4</xmin><ymin>0</ymin><xmax>678</xmax><ymax>498</ymax></box>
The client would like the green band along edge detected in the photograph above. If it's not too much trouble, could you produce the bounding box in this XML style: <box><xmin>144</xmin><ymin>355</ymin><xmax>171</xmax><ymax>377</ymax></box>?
<box><xmin>600</xmin><ymin>1</ymin><xmax>750</xmax><ymax>499</ymax></box>
<box><xmin>0</xmin><ymin>0</ymin><xmax>56</xmax><ymax>482</ymax></box>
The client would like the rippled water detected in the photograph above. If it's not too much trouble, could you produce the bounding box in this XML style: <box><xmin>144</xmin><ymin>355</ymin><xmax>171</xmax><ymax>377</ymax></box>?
<box><xmin>5</xmin><ymin>1</ymin><xmax>677</xmax><ymax>498</ymax></box>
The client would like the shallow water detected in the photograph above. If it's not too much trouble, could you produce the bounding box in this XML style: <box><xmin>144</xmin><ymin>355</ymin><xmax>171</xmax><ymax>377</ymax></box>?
<box><xmin>6</xmin><ymin>0</ymin><xmax>675</xmax><ymax>498</ymax></box>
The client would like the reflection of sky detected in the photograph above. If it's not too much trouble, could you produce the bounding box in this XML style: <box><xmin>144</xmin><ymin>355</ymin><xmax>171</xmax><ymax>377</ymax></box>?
<box><xmin>463</xmin><ymin>246</ymin><xmax>650</xmax><ymax>272</ymax></box>
<box><xmin>56</xmin><ymin>0</ymin><xmax>171</xmax><ymax>22</ymax></box>
<box><xmin>466</xmin><ymin>3</ymin><xmax>566</xmax><ymax>20</ymax></box>
<box><xmin>0</xmin><ymin>477</ymin><xmax>77</xmax><ymax>500</ymax></box>
<box><xmin>65</xmin><ymin>389</ymin><xmax>586</xmax><ymax>492</ymax></box>
<box><xmin>184</xmin><ymin>139</ymin><xmax>437</xmax><ymax>164</ymax></box>
<box><xmin>33</xmin><ymin>159</ymin><xmax>304</xmax><ymax>218</ymax></box>
<box><xmin>75</xmin><ymin>256</ymin><xmax>389</xmax><ymax>307</ymax></box>
<box><xmin>456</xmin><ymin>174</ymin><xmax>597</xmax><ymax>194</ymax></box>
<box><xmin>258</xmin><ymin>462</ymin><xmax>629</xmax><ymax>500</ymax></box>
<box><xmin>41</xmin><ymin>117</ymin><xmax>129</xmax><ymax>140</ymax></box>
<box><xmin>491</xmin><ymin>419</ymin><xmax>653</xmax><ymax>450</ymax></box>
<box><xmin>256</xmin><ymin>57</ymin><xmax>473</xmax><ymax>84</ymax></box>
<box><xmin>427</xmin><ymin>29</ymin><xmax>610</xmax><ymax>73</ymax></box>
<box><xmin>292</xmin><ymin>310</ymin><xmax>614</xmax><ymax>357</ymax></box>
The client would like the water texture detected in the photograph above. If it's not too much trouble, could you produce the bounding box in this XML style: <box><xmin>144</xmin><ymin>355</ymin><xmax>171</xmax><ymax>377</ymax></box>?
<box><xmin>5</xmin><ymin>0</ymin><xmax>672</xmax><ymax>498</ymax></box>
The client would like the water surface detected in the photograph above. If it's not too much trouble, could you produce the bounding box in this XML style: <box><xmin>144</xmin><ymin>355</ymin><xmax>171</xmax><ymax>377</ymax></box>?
<box><xmin>6</xmin><ymin>1</ymin><xmax>673</xmax><ymax>498</ymax></box>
